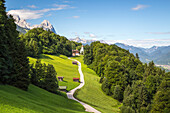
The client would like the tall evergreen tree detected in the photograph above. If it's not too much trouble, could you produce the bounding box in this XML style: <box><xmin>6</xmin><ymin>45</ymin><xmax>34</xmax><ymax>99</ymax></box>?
<box><xmin>10</xmin><ymin>41</ymin><xmax>30</xmax><ymax>90</ymax></box>
<box><xmin>0</xmin><ymin>0</ymin><xmax>30</xmax><ymax>90</ymax></box>
<box><xmin>45</xmin><ymin>64</ymin><xmax>58</xmax><ymax>92</ymax></box>
<box><xmin>151</xmin><ymin>73</ymin><xmax>170</xmax><ymax>113</ymax></box>
<box><xmin>0</xmin><ymin>0</ymin><xmax>12</xmax><ymax>84</ymax></box>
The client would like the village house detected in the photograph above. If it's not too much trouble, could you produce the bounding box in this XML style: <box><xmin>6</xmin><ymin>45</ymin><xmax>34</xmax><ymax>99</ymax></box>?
<box><xmin>73</xmin><ymin>78</ymin><xmax>80</xmax><ymax>82</ymax></box>
<box><xmin>58</xmin><ymin>76</ymin><xmax>64</xmax><ymax>81</ymax></box>
<box><xmin>72</xmin><ymin>61</ymin><xmax>78</xmax><ymax>65</ymax></box>
<box><xmin>72</xmin><ymin>50</ymin><xmax>80</xmax><ymax>56</ymax></box>
<box><xmin>58</xmin><ymin>86</ymin><xmax>67</xmax><ymax>92</ymax></box>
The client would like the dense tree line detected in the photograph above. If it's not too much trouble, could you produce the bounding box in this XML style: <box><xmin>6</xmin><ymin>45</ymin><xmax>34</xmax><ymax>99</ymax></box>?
<box><xmin>0</xmin><ymin>0</ymin><xmax>29</xmax><ymax>90</ymax></box>
<box><xmin>0</xmin><ymin>0</ymin><xmax>59</xmax><ymax>93</ymax></box>
<box><xmin>19</xmin><ymin>28</ymin><xmax>80</xmax><ymax>58</ymax></box>
<box><xmin>30</xmin><ymin>60</ymin><xmax>58</xmax><ymax>93</ymax></box>
<box><xmin>71</xmin><ymin>41</ymin><xmax>82</xmax><ymax>51</ymax></box>
<box><xmin>84</xmin><ymin>41</ymin><xmax>170</xmax><ymax>112</ymax></box>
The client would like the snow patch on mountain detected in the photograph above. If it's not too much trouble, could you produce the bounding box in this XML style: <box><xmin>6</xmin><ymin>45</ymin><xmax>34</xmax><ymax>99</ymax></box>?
<box><xmin>9</xmin><ymin>14</ymin><xmax>56</xmax><ymax>33</ymax></box>
<box><xmin>69</xmin><ymin>37</ymin><xmax>106</xmax><ymax>45</ymax></box>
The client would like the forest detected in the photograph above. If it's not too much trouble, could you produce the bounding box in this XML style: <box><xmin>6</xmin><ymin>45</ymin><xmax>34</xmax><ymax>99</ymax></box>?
<box><xmin>0</xmin><ymin>0</ymin><xmax>80</xmax><ymax>93</ymax></box>
<box><xmin>19</xmin><ymin>28</ymin><xmax>81</xmax><ymax>58</ymax></box>
<box><xmin>1</xmin><ymin>0</ymin><xmax>169</xmax><ymax>112</ymax></box>
<box><xmin>84</xmin><ymin>41</ymin><xmax>170</xmax><ymax>113</ymax></box>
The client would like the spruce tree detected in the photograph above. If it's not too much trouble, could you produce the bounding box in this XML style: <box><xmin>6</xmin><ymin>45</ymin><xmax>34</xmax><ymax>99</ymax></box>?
<box><xmin>45</xmin><ymin>64</ymin><xmax>58</xmax><ymax>92</ymax></box>
<box><xmin>0</xmin><ymin>0</ymin><xmax>30</xmax><ymax>90</ymax></box>
<box><xmin>0</xmin><ymin>0</ymin><xmax>12</xmax><ymax>84</ymax></box>
<box><xmin>10</xmin><ymin>41</ymin><xmax>30</xmax><ymax>90</ymax></box>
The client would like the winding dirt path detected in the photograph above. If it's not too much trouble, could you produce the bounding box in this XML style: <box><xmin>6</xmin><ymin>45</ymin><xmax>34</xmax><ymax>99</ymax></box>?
<box><xmin>67</xmin><ymin>58</ymin><xmax>101</xmax><ymax>113</ymax></box>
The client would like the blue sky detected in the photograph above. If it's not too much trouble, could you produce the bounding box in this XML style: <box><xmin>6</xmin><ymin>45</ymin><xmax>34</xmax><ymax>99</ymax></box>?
<box><xmin>6</xmin><ymin>0</ymin><xmax>170</xmax><ymax>47</ymax></box>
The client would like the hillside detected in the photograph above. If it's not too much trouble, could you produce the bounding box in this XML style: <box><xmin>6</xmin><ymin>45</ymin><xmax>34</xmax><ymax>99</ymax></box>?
<box><xmin>70</xmin><ymin>37</ymin><xmax>170</xmax><ymax>65</ymax></box>
<box><xmin>0</xmin><ymin>85</ymin><xmax>85</xmax><ymax>113</ymax></box>
<box><xmin>73</xmin><ymin>56</ymin><xmax>121</xmax><ymax>113</ymax></box>
<box><xmin>115</xmin><ymin>43</ymin><xmax>170</xmax><ymax>65</ymax></box>
<box><xmin>83</xmin><ymin>41</ymin><xmax>169</xmax><ymax>112</ymax></box>
<box><xmin>0</xmin><ymin>54</ymin><xmax>86</xmax><ymax>113</ymax></box>
<box><xmin>29</xmin><ymin>54</ymin><xmax>80</xmax><ymax>91</ymax></box>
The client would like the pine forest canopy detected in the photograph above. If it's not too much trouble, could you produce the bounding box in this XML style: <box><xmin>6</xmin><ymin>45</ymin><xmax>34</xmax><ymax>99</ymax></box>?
<box><xmin>19</xmin><ymin>28</ymin><xmax>82</xmax><ymax>58</ymax></box>
<box><xmin>0</xmin><ymin>0</ymin><xmax>30</xmax><ymax>90</ymax></box>
<box><xmin>0</xmin><ymin>0</ymin><xmax>80</xmax><ymax>93</ymax></box>
<box><xmin>1</xmin><ymin>0</ymin><xmax>170</xmax><ymax>112</ymax></box>
<box><xmin>83</xmin><ymin>41</ymin><xmax>170</xmax><ymax>113</ymax></box>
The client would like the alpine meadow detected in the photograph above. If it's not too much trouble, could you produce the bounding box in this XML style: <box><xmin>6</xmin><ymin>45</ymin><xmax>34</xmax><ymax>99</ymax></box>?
<box><xmin>1</xmin><ymin>0</ymin><xmax>170</xmax><ymax>113</ymax></box>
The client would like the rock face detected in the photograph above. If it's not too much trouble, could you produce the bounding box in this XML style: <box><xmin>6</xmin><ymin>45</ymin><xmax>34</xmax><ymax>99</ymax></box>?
<box><xmin>10</xmin><ymin>15</ymin><xmax>56</xmax><ymax>34</ymax></box>
<box><xmin>12</xmin><ymin>15</ymin><xmax>31</xmax><ymax>29</ymax></box>
<box><xmin>32</xmin><ymin>20</ymin><xmax>56</xmax><ymax>33</ymax></box>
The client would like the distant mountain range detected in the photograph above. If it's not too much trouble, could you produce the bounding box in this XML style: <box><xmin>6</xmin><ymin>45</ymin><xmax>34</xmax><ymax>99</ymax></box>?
<box><xmin>10</xmin><ymin>15</ymin><xmax>56</xmax><ymax>34</ymax></box>
<box><xmin>115</xmin><ymin>43</ymin><xmax>170</xmax><ymax>65</ymax></box>
<box><xmin>9</xmin><ymin>14</ymin><xmax>169</xmax><ymax>65</ymax></box>
<box><xmin>69</xmin><ymin>37</ymin><xmax>106</xmax><ymax>45</ymax></box>
<box><xmin>70</xmin><ymin>37</ymin><xmax>170</xmax><ymax>65</ymax></box>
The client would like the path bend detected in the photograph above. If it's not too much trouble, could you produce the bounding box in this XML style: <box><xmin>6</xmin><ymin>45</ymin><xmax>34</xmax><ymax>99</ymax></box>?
<box><xmin>67</xmin><ymin>58</ymin><xmax>101</xmax><ymax>113</ymax></box>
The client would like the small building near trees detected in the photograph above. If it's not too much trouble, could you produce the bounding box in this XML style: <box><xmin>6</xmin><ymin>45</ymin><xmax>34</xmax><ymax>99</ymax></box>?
<box><xmin>72</xmin><ymin>61</ymin><xmax>78</xmax><ymax>65</ymax></box>
<box><xmin>59</xmin><ymin>86</ymin><xmax>67</xmax><ymax>92</ymax></box>
<box><xmin>72</xmin><ymin>50</ymin><xmax>80</xmax><ymax>56</ymax></box>
<box><xmin>58</xmin><ymin>76</ymin><xmax>64</xmax><ymax>81</ymax></box>
<box><xmin>73</xmin><ymin>78</ymin><xmax>80</xmax><ymax>82</ymax></box>
<box><xmin>80</xmin><ymin>45</ymin><xmax>84</xmax><ymax>55</ymax></box>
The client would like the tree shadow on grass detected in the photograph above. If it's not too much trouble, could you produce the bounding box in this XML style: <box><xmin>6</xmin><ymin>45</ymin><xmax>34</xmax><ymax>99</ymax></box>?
<box><xmin>71</xmin><ymin>56</ymin><xmax>81</xmax><ymax>58</ymax></box>
<box><xmin>39</xmin><ymin>54</ymin><xmax>54</xmax><ymax>60</ymax></box>
<box><xmin>59</xmin><ymin>56</ymin><xmax>68</xmax><ymax>60</ymax></box>
<box><xmin>62</xmin><ymin>80</ymin><xmax>68</xmax><ymax>83</ymax></box>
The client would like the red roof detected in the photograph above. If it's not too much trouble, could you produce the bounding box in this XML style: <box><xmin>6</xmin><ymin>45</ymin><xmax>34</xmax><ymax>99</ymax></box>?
<box><xmin>73</xmin><ymin>78</ymin><xmax>80</xmax><ymax>80</ymax></box>
<box><xmin>72</xmin><ymin>50</ymin><xmax>79</xmax><ymax>52</ymax></box>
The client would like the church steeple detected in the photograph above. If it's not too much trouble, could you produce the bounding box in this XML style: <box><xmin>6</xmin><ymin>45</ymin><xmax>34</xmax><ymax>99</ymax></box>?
<box><xmin>80</xmin><ymin>45</ymin><xmax>84</xmax><ymax>55</ymax></box>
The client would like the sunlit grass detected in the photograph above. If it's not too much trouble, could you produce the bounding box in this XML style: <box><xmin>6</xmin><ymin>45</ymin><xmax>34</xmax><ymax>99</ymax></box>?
<box><xmin>73</xmin><ymin>56</ymin><xmax>121</xmax><ymax>113</ymax></box>
<box><xmin>0</xmin><ymin>85</ymin><xmax>86</xmax><ymax>113</ymax></box>
<box><xmin>28</xmin><ymin>54</ymin><xmax>80</xmax><ymax>91</ymax></box>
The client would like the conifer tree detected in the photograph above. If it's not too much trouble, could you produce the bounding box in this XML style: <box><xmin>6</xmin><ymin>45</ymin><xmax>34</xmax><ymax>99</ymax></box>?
<box><xmin>0</xmin><ymin>0</ymin><xmax>30</xmax><ymax>90</ymax></box>
<box><xmin>45</xmin><ymin>64</ymin><xmax>58</xmax><ymax>92</ymax></box>
<box><xmin>10</xmin><ymin>41</ymin><xmax>30</xmax><ymax>90</ymax></box>
<box><xmin>0</xmin><ymin>0</ymin><xmax>12</xmax><ymax>84</ymax></box>
<box><xmin>151</xmin><ymin>73</ymin><xmax>170</xmax><ymax>113</ymax></box>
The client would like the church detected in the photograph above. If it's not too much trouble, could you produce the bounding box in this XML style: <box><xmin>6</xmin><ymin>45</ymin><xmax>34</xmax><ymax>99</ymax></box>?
<box><xmin>80</xmin><ymin>45</ymin><xmax>84</xmax><ymax>55</ymax></box>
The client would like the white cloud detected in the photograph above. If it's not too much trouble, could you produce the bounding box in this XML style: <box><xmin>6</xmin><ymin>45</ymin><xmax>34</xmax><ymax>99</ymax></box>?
<box><xmin>84</xmin><ymin>32</ymin><xmax>90</xmax><ymax>34</ymax></box>
<box><xmin>105</xmin><ymin>39</ymin><xmax>170</xmax><ymax>48</ymax></box>
<box><xmin>53</xmin><ymin>4</ymin><xmax>75</xmax><ymax>9</ymax></box>
<box><xmin>53</xmin><ymin>4</ymin><xmax>69</xmax><ymax>8</ymax></box>
<box><xmin>8</xmin><ymin>4</ymin><xmax>72</xmax><ymax>20</ymax></box>
<box><xmin>27</xmin><ymin>5</ymin><xmax>37</xmax><ymax>9</ymax></box>
<box><xmin>8</xmin><ymin>9</ymin><xmax>43</xmax><ymax>19</ymax></box>
<box><xmin>147</xmin><ymin>32</ymin><xmax>170</xmax><ymax>34</ymax></box>
<box><xmin>132</xmin><ymin>5</ymin><xmax>149</xmax><ymax>11</ymax></box>
<box><xmin>72</xmin><ymin>16</ymin><xmax>80</xmax><ymax>18</ymax></box>
<box><xmin>68</xmin><ymin>16</ymin><xmax>80</xmax><ymax>19</ymax></box>
<box><xmin>63</xmin><ymin>1</ymin><xmax>70</xmax><ymax>3</ymax></box>
<box><xmin>46</xmin><ymin>14</ymin><xmax>52</xmax><ymax>17</ymax></box>
<box><xmin>89</xmin><ymin>34</ymin><xmax>96</xmax><ymax>38</ymax></box>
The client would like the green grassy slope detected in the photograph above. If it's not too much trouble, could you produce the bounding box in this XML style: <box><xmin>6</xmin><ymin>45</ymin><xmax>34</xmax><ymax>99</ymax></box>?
<box><xmin>73</xmin><ymin>56</ymin><xmax>121</xmax><ymax>113</ymax></box>
<box><xmin>28</xmin><ymin>54</ymin><xmax>80</xmax><ymax>91</ymax></box>
<box><xmin>0</xmin><ymin>85</ymin><xmax>86</xmax><ymax>113</ymax></box>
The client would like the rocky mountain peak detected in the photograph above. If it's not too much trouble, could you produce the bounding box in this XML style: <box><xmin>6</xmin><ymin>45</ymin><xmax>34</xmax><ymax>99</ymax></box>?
<box><xmin>41</xmin><ymin>20</ymin><xmax>51</xmax><ymax>26</ymax></box>
<box><xmin>33</xmin><ymin>20</ymin><xmax>56</xmax><ymax>33</ymax></box>
<box><xmin>75</xmin><ymin>37</ymin><xmax>81</xmax><ymax>40</ymax></box>
<box><xmin>11</xmin><ymin>15</ymin><xmax>31</xmax><ymax>29</ymax></box>
<box><xmin>9</xmin><ymin>14</ymin><xmax>56</xmax><ymax>34</ymax></box>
